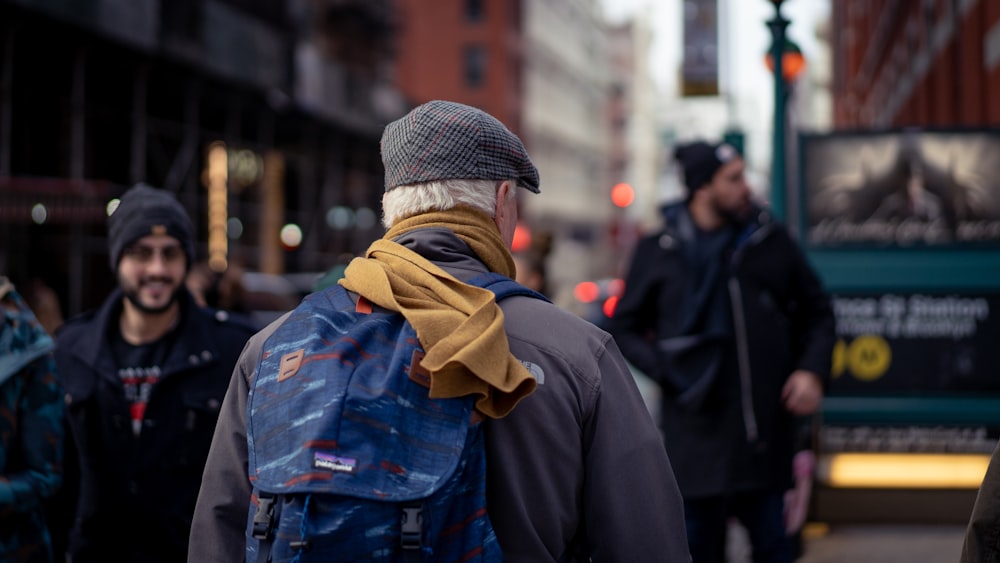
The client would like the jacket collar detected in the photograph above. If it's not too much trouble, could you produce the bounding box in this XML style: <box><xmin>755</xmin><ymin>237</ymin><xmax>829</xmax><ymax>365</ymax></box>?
<box><xmin>71</xmin><ymin>288</ymin><xmax>220</xmax><ymax>376</ymax></box>
<box><xmin>659</xmin><ymin>201</ymin><xmax>774</xmax><ymax>250</ymax></box>
<box><xmin>392</xmin><ymin>227</ymin><xmax>492</xmax><ymax>281</ymax></box>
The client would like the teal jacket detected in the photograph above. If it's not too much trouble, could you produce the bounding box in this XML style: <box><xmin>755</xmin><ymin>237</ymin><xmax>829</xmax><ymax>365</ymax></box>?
<box><xmin>0</xmin><ymin>277</ymin><xmax>64</xmax><ymax>562</ymax></box>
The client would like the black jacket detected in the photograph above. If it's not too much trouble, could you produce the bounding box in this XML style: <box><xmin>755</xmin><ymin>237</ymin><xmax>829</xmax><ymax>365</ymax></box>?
<box><xmin>610</xmin><ymin>203</ymin><xmax>835</xmax><ymax>498</ymax></box>
<box><xmin>52</xmin><ymin>288</ymin><xmax>256</xmax><ymax>562</ymax></box>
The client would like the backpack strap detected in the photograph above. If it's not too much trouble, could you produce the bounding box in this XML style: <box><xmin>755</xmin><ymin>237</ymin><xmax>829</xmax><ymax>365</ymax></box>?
<box><xmin>330</xmin><ymin>272</ymin><xmax>549</xmax><ymax>317</ymax></box>
<box><xmin>251</xmin><ymin>491</ymin><xmax>282</xmax><ymax>563</ymax></box>
<box><xmin>466</xmin><ymin>272</ymin><xmax>551</xmax><ymax>304</ymax></box>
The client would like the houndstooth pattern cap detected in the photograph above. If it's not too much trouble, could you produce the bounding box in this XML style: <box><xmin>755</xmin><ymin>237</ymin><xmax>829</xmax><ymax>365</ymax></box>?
<box><xmin>380</xmin><ymin>100</ymin><xmax>540</xmax><ymax>193</ymax></box>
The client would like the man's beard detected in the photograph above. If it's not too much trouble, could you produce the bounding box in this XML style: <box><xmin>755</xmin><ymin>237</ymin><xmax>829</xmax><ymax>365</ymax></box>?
<box><xmin>714</xmin><ymin>200</ymin><xmax>751</xmax><ymax>226</ymax></box>
<box><xmin>121</xmin><ymin>278</ymin><xmax>182</xmax><ymax>315</ymax></box>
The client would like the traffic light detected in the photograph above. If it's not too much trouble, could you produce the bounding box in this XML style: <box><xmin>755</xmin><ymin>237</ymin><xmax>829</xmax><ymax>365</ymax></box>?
<box><xmin>573</xmin><ymin>278</ymin><xmax>625</xmax><ymax>328</ymax></box>
<box><xmin>611</xmin><ymin>183</ymin><xmax>635</xmax><ymax>208</ymax></box>
<box><xmin>512</xmin><ymin>222</ymin><xmax>532</xmax><ymax>252</ymax></box>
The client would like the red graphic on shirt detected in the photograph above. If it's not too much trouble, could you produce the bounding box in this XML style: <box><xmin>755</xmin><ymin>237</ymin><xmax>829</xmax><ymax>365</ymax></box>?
<box><xmin>130</xmin><ymin>403</ymin><xmax>147</xmax><ymax>426</ymax></box>
<box><xmin>119</xmin><ymin>366</ymin><xmax>160</xmax><ymax>436</ymax></box>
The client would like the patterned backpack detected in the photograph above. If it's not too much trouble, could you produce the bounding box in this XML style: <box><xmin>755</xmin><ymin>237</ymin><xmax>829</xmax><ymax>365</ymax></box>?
<box><xmin>246</xmin><ymin>273</ymin><xmax>547</xmax><ymax>562</ymax></box>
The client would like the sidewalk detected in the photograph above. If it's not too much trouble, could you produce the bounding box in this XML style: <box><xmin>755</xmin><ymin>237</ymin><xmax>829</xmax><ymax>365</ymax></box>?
<box><xmin>727</xmin><ymin>522</ymin><xmax>966</xmax><ymax>563</ymax></box>
<box><xmin>797</xmin><ymin>524</ymin><xmax>965</xmax><ymax>563</ymax></box>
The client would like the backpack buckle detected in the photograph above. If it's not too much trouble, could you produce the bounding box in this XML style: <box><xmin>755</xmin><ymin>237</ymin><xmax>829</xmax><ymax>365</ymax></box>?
<box><xmin>252</xmin><ymin>493</ymin><xmax>277</xmax><ymax>541</ymax></box>
<box><xmin>400</xmin><ymin>504</ymin><xmax>422</xmax><ymax>550</ymax></box>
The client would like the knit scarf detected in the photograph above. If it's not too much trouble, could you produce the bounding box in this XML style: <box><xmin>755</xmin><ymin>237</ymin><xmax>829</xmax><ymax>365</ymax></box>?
<box><xmin>339</xmin><ymin>206</ymin><xmax>535</xmax><ymax>418</ymax></box>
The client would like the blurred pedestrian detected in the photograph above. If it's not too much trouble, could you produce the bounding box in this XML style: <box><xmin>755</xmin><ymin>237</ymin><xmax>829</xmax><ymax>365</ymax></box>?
<box><xmin>190</xmin><ymin>100</ymin><xmax>690</xmax><ymax>561</ymax></box>
<box><xmin>513</xmin><ymin>250</ymin><xmax>548</xmax><ymax>297</ymax></box>
<box><xmin>50</xmin><ymin>184</ymin><xmax>257</xmax><ymax>562</ymax></box>
<box><xmin>0</xmin><ymin>276</ymin><xmax>64</xmax><ymax>563</ymax></box>
<box><xmin>961</xmin><ymin>440</ymin><xmax>1000</xmax><ymax>562</ymax></box>
<box><xmin>311</xmin><ymin>252</ymin><xmax>355</xmax><ymax>292</ymax></box>
<box><xmin>186</xmin><ymin>260</ymin><xmax>248</xmax><ymax>313</ymax></box>
<box><xmin>609</xmin><ymin>140</ymin><xmax>835</xmax><ymax>563</ymax></box>
<box><xmin>21</xmin><ymin>277</ymin><xmax>64</xmax><ymax>336</ymax></box>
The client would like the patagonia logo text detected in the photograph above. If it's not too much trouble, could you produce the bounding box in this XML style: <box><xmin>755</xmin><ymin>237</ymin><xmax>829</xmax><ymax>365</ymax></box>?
<box><xmin>314</xmin><ymin>452</ymin><xmax>356</xmax><ymax>473</ymax></box>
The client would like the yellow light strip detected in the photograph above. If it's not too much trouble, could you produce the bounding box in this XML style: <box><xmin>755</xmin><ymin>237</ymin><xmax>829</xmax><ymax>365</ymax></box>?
<box><xmin>817</xmin><ymin>453</ymin><xmax>991</xmax><ymax>489</ymax></box>
<box><xmin>206</xmin><ymin>142</ymin><xmax>229</xmax><ymax>273</ymax></box>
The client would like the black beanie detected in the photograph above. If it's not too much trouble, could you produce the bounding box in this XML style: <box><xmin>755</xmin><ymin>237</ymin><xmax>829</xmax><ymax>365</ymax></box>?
<box><xmin>107</xmin><ymin>184</ymin><xmax>195</xmax><ymax>271</ymax></box>
<box><xmin>674</xmin><ymin>141</ymin><xmax>741</xmax><ymax>193</ymax></box>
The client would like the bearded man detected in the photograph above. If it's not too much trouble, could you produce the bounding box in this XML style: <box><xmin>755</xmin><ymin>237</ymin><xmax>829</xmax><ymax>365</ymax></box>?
<box><xmin>51</xmin><ymin>184</ymin><xmax>256</xmax><ymax>562</ymax></box>
<box><xmin>610</xmin><ymin>141</ymin><xmax>835</xmax><ymax>563</ymax></box>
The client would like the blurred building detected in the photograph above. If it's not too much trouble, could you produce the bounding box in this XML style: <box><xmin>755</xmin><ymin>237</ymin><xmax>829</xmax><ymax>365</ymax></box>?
<box><xmin>392</xmin><ymin>0</ymin><xmax>524</xmax><ymax>135</ymax></box>
<box><xmin>0</xmin><ymin>0</ymin><xmax>405</xmax><ymax>316</ymax></box>
<box><xmin>606</xmin><ymin>15</ymin><xmax>659</xmax><ymax>265</ymax></box>
<box><xmin>794</xmin><ymin>16</ymin><xmax>834</xmax><ymax>135</ymax></box>
<box><xmin>832</xmin><ymin>0</ymin><xmax>1000</xmax><ymax>128</ymax></box>
<box><xmin>521</xmin><ymin>0</ymin><xmax>617</xmax><ymax>308</ymax></box>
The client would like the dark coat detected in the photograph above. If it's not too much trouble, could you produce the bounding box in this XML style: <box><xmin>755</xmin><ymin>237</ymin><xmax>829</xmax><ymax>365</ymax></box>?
<box><xmin>52</xmin><ymin>288</ymin><xmax>256</xmax><ymax>563</ymax></box>
<box><xmin>610</xmin><ymin>203</ymin><xmax>835</xmax><ymax>498</ymax></box>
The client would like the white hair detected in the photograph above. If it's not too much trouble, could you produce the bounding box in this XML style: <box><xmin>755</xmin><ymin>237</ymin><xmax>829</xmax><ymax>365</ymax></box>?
<box><xmin>381</xmin><ymin>178</ymin><xmax>517</xmax><ymax>228</ymax></box>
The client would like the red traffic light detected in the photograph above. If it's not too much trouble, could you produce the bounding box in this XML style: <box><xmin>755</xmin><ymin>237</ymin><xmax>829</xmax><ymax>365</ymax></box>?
<box><xmin>611</xmin><ymin>183</ymin><xmax>635</xmax><ymax>208</ymax></box>
<box><xmin>574</xmin><ymin>281</ymin><xmax>600</xmax><ymax>303</ymax></box>
<box><xmin>512</xmin><ymin>222</ymin><xmax>532</xmax><ymax>252</ymax></box>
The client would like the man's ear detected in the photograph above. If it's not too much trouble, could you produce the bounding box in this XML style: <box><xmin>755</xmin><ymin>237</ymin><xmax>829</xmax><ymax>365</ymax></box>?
<box><xmin>495</xmin><ymin>181</ymin><xmax>513</xmax><ymax>216</ymax></box>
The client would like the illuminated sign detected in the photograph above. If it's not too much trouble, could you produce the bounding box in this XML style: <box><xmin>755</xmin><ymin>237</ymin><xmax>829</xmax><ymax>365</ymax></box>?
<box><xmin>800</xmin><ymin>130</ymin><xmax>1000</xmax><ymax>247</ymax></box>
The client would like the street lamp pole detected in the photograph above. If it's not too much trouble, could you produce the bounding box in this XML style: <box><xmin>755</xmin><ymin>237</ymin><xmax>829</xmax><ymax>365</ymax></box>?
<box><xmin>768</xmin><ymin>0</ymin><xmax>790</xmax><ymax>221</ymax></box>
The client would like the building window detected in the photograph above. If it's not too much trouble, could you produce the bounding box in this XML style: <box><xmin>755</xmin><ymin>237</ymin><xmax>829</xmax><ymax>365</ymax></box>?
<box><xmin>464</xmin><ymin>45</ymin><xmax>487</xmax><ymax>88</ymax></box>
<box><xmin>466</xmin><ymin>0</ymin><xmax>484</xmax><ymax>22</ymax></box>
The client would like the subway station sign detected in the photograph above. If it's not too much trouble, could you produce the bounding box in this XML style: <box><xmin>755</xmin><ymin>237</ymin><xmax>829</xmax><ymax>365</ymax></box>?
<box><xmin>830</xmin><ymin>292</ymin><xmax>1000</xmax><ymax>394</ymax></box>
<box><xmin>822</xmin><ymin>291</ymin><xmax>1000</xmax><ymax>456</ymax></box>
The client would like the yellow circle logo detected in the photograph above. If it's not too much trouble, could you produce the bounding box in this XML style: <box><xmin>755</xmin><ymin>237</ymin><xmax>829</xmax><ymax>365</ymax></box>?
<box><xmin>846</xmin><ymin>335</ymin><xmax>891</xmax><ymax>381</ymax></box>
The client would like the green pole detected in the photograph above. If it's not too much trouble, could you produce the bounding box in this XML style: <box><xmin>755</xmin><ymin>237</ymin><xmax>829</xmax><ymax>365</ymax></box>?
<box><xmin>768</xmin><ymin>4</ymin><xmax>789</xmax><ymax>221</ymax></box>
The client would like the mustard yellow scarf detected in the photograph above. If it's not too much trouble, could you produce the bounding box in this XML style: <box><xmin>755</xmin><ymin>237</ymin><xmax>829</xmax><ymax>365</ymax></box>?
<box><xmin>339</xmin><ymin>207</ymin><xmax>535</xmax><ymax>418</ymax></box>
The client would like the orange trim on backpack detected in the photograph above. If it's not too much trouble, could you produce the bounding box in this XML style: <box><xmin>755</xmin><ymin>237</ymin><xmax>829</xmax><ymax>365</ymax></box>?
<box><xmin>355</xmin><ymin>296</ymin><xmax>373</xmax><ymax>314</ymax></box>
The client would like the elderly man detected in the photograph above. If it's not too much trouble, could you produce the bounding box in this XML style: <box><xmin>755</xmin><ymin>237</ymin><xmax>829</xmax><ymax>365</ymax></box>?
<box><xmin>190</xmin><ymin>100</ymin><xmax>690</xmax><ymax>562</ymax></box>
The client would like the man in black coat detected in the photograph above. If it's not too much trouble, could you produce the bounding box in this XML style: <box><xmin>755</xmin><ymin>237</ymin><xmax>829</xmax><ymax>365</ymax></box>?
<box><xmin>51</xmin><ymin>184</ymin><xmax>257</xmax><ymax>562</ymax></box>
<box><xmin>610</xmin><ymin>141</ymin><xmax>835</xmax><ymax>563</ymax></box>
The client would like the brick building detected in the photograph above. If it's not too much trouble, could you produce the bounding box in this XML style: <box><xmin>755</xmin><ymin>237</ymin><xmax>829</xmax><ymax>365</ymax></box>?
<box><xmin>392</xmin><ymin>0</ymin><xmax>524</xmax><ymax>135</ymax></box>
<box><xmin>832</xmin><ymin>0</ymin><xmax>1000</xmax><ymax>128</ymax></box>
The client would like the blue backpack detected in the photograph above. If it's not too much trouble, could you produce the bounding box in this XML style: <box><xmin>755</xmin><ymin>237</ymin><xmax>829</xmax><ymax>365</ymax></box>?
<box><xmin>246</xmin><ymin>273</ymin><xmax>547</xmax><ymax>562</ymax></box>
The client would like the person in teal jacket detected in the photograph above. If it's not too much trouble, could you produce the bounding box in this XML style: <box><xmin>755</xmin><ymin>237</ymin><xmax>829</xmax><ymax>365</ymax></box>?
<box><xmin>0</xmin><ymin>276</ymin><xmax>64</xmax><ymax>562</ymax></box>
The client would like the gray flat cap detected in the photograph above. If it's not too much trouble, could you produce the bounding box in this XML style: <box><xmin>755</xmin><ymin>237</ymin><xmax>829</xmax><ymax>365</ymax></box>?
<box><xmin>380</xmin><ymin>100</ymin><xmax>540</xmax><ymax>193</ymax></box>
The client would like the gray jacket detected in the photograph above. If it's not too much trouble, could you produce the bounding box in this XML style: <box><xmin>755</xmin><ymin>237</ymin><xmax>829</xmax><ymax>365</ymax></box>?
<box><xmin>190</xmin><ymin>228</ymin><xmax>690</xmax><ymax>562</ymax></box>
